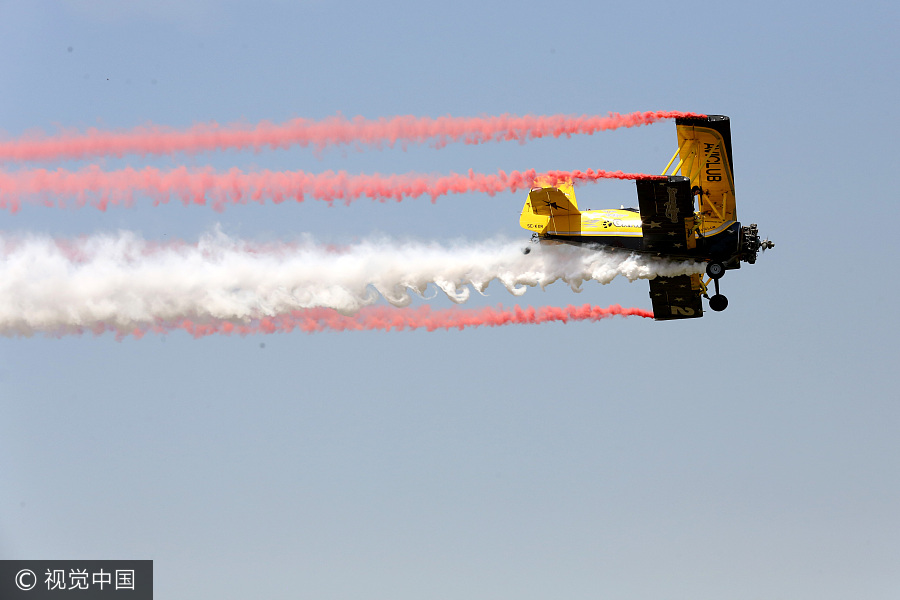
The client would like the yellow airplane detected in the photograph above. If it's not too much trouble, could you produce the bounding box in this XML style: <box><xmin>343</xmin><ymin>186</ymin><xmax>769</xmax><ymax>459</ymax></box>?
<box><xmin>520</xmin><ymin>115</ymin><xmax>773</xmax><ymax>320</ymax></box>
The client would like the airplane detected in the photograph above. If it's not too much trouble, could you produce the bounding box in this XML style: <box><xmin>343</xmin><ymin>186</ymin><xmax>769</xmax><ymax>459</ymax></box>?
<box><xmin>519</xmin><ymin>114</ymin><xmax>773</xmax><ymax>320</ymax></box>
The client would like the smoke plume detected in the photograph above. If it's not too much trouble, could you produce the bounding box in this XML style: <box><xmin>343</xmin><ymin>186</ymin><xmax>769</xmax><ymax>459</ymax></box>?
<box><xmin>0</xmin><ymin>231</ymin><xmax>699</xmax><ymax>336</ymax></box>
<box><xmin>116</xmin><ymin>304</ymin><xmax>655</xmax><ymax>339</ymax></box>
<box><xmin>0</xmin><ymin>111</ymin><xmax>705</xmax><ymax>162</ymax></box>
<box><xmin>0</xmin><ymin>166</ymin><xmax>663</xmax><ymax>212</ymax></box>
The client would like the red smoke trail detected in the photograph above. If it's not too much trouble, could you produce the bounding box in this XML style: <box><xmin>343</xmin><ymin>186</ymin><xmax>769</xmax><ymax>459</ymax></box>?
<box><xmin>0</xmin><ymin>110</ymin><xmax>706</xmax><ymax>162</ymax></box>
<box><xmin>0</xmin><ymin>166</ymin><xmax>665</xmax><ymax>212</ymax></box>
<box><xmin>111</xmin><ymin>303</ymin><xmax>654</xmax><ymax>339</ymax></box>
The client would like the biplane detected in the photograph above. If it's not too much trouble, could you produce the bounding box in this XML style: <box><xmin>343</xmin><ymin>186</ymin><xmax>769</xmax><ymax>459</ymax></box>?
<box><xmin>520</xmin><ymin>114</ymin><xmax>772</xmax><ymax>320</ymax></box>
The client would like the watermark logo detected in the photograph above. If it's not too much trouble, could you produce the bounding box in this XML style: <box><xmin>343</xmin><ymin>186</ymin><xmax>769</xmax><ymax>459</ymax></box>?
<box><xmin>15</xmin><ymin>569</ymin><xmax>36</xmax><ymax>591</ymax></box>
<box><xmin>1</xmin><ymin>561</ymin><xmax>151</xmax><ymax>598</ymax></box>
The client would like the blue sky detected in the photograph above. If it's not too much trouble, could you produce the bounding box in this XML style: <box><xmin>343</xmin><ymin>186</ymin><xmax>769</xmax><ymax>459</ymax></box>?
<box><xmin>0</xmin><ymin>1</ymin><xmax>898</xmax><ymax>598</ymax></box>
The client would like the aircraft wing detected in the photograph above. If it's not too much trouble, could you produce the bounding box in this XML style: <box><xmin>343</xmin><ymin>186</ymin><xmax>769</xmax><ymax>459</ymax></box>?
<box><xmin>636</xmin><ymin>176</ymin><xmax>697</xmax><ymax>255</ymax></box>
<box><xmin>674</xmin><ymin>115</ymin><xmax>737</xmax><ymax>236</ymax></box>
<box><xmin>649</xmin><ymin>274</ymin><xmax>704</xmax><ymax>320</ymax></box>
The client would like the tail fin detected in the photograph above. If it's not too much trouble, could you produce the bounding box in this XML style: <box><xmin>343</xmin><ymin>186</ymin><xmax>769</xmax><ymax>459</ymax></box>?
<box><xmin>520</xmin><ymin>181</ymin><xmax>581</xmax><ymax>234</ymax></box>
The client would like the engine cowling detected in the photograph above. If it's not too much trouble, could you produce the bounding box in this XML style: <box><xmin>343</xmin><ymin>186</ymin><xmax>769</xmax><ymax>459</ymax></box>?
<box><xmin>740</xmin><ymin>224</ymin><xmax>773</xmax><ymax>264</ymax></box>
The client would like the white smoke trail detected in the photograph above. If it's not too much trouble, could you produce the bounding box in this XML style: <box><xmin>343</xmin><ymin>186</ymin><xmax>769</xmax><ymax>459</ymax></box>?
<box><xmin>0</xmin><ymin>231</ymin><xmax>703</xmax><ymax>336</ymax></box>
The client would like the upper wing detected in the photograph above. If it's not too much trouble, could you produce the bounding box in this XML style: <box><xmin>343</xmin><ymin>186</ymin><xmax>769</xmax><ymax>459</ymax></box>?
<box><xmin>649</xmin><ymin>274</ymin><xmax>704</xmax><ymax>321</ymax></box>
<box><xmin>674</xmin><ymin>115</ymin><xmax>737</xmax><ymax>236</ymax></box>
<box><xmin>635</xmin><ymin>175</ymin><xmax>697</xmax><ymax>255</ymax></box>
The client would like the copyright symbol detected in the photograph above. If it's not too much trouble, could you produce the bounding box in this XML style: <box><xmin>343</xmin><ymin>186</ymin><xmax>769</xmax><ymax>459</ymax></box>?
<box><xmin>15</xmin><ymin>569</ymin><xmax>36</xmax><ymax>591</ymax></box>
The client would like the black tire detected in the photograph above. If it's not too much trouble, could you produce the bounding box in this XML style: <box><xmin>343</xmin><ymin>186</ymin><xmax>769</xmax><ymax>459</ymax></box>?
<box><xmin>522</xmin><ymin>247</ymin><xmax>532</xmax><ymax>255</ymax></box>
<box><xmin>706</xmin><ymin>261</ymin><xmax>725</xmax><ymax>280</ymax></box>
<box><xmin>709</xmin><ymin>294</ymin><xmax>728</xmax><ymax>312</ymax></box>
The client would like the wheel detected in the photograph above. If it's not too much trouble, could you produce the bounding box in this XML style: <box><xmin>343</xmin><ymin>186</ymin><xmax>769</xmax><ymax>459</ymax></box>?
<box><xmin>522</xmin><ymin>246</ymin><xmax>532</xmax><ymax>255</ymax></box>
<box><xmin>709</xmin><ymin>294</ymin><xmax>728</xmax><ymax>312</ymax></box>
<box><xmin>706</xmin><ymin>261</ymin><xmax>725</xmax><ymax>279</ymax></box>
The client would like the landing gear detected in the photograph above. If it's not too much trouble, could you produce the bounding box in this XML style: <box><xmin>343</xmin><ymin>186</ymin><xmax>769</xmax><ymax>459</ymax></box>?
<box><xmin>709</xmin><ymin>294</ymin><xmax>728</xmax><ymax>312</ymax></box>
<box><xmin>705</xmin><ymin>261</ymin><xmax>728</xmax><ymax>312</ymax></box>
<box><xmin>706</xmin><ymin>261</ymin><xmax>725</xmax><ymax>279</ymax></box>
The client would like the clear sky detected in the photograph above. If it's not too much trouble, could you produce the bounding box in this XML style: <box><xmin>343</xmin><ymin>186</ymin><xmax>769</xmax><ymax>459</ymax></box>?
<box><xmin>0</xmin><ymin>0</ymin><xmax>898</xmax><ymax>598</ymax></box>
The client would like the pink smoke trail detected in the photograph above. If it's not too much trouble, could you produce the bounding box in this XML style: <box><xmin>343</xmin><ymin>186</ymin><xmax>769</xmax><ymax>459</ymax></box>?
<box><xmin>0</xmin><ymin>110</ymin><xmax>706</xmax><ymax>162</ymax></box>
<box><xmin>108</xmin><ymin>303</ymin><xmax>654</xmax><ymax>339</ymax></box>
<box><xmin>0</xmin><ymin>166</ymin><xmax>665</xmax><ymax>212</ymax></box>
